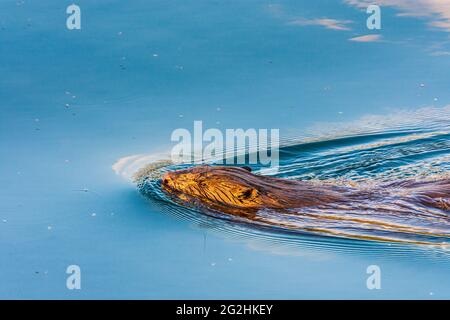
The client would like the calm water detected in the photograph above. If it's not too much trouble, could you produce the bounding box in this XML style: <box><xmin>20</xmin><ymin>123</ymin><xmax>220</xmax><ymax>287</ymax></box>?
<box><xmin>1</xmin><ymin>0</ymin><xmax>450</xmax><ymax>299</ymax></box>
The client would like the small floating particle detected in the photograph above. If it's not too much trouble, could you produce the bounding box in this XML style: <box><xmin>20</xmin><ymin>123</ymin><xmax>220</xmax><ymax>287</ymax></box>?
<box><xmin>72</xmin><ymin>95</ymin><xmax>76</xmax><ymax>99</ymax></box>
<box><xmin>429</xmin><ymin>292</ymin><xmax>434</xmax><ymax>296</ymax></box>
<box><xmin>179</xmin><ymin>114</ymin><xmax>184</xmax><ymax>118</ymax></box>
<box><xmin>216</xmin><ymin>107</ymin><xmax>221</xmax><ymax>111</ymax></box>
<box><xmin>2</xmin><ymin>219</ymin><xmax>7</xmax><ymax>223</ymax></box>
<box><xmin>91</xmin><ymin>213</ymin><xmax>96</xmax><ymax>217</ymax></box>
<box><xmin>434</xmin><ymin>97</ymin><xmax>438</xmax><ymax>101</ymax></box>
<box><xmin>338</xmin><ymin>111</ymin><xmax>343</xmax><ymax>115</ymax></box>
<box><xmin>65</xmin><ymin>91</ymin><xmax>71</xmax><ymax>95</ymax></box>
<box><xmin>153</xmin><ymin>53</ymin><xmax>158</xmax><ymax>57</ymax></box>
<box><xmin>34</xmin><ymin>118</ymin><xmax>40</xmax><ymax>122</ymax></box>
<box><xmin>228</xmin><ymin>258</ymin><xmax>233</xmax><ymax>262</ymax></box>
<box><xmin>47</xmin><ymin>226</ymin><xmax>52</xmax><ymax>230</ymax></box>
<box><xmin>419</xmin><ymin>83</ymin><xmax>425</xmax><ymax>88</ymax></box>
<box><xmin>117</xmin><ymin>31</ymin><xmax>123</xmax><ymax>36</ymax></box>
<box><xmin>65</xmin><ymin>103</ymin><xmax>70</xmax><ymax>108</ymax></box>
<box><xmin>65</xmin><ymin>159</ymin><xmax>70</xmax><ymax>163</ymax></box>
<box><xmin>211</xmin><ymin>262</ymin><xmax>216</xmax><ymax>267</ymax></box>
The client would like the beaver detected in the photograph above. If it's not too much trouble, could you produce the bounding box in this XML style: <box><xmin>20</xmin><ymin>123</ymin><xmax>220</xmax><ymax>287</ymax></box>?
<box><xmin>161</xmin><ymin>165</ymin><xmax>450</xmax><ymax>217</ymax></box>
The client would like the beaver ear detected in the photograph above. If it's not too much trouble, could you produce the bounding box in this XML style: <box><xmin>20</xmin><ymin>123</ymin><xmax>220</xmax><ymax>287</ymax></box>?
<box><xmin>242</xmin><ymin>166</ymin><xmax>252</xmax><ymax>172</ymax></box>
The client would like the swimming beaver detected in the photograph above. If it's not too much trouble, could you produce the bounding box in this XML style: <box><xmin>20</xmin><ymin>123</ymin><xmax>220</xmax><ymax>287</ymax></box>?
<box><xmin>161</xmin><ymin>165</ymin><xmax>450</xmax><ymax>217</ymax></box>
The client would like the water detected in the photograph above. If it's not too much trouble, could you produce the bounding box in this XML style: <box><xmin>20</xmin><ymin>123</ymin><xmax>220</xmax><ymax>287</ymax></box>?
<box><xmin>1</xmin><ymin>0</ymin><xmax>450</xmax><ymax>299</ymax></box>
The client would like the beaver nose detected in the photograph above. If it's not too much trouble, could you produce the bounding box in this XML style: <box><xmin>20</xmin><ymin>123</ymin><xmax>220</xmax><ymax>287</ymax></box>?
<box><xmin>162</xmin><ymin>172</ymin><xmax>171</xmax><ymax>185</ymax></box>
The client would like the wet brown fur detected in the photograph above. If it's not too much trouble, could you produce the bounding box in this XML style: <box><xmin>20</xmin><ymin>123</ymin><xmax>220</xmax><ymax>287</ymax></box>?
<box><xmin>161</xmin><ymin>165</ymin><xmax>450</xmax><ymax>216</ymax></box>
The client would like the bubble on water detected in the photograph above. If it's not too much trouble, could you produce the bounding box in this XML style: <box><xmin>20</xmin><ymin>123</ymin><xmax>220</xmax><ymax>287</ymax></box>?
<box><xmin>211</xmin><ymin>262</ymin><xmax>216</xmax><ymax>267</ymax></box>
<box><xmin>153</xmin><ymin>53</ymin><xmax>158</xmax><ymax>57</ymax></box>
<box><xmin>91</xmin><ymin>213</ymin><xmax>97</xmax><ymax>217</ymax></box>
<box><xmin>47</xmin><ymin>226</ymin><xmax>52</xmax><ymax>230</ymax></box>
<box><xmin>2</xmin><ymin>219</ymin><xmax>7</xmax><ymax>223</ymax></box>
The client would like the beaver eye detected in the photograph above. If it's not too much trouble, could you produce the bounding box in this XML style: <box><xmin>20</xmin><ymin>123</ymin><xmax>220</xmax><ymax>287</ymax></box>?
<box><xmin>198</xmin><ymin>180</ymin><xmax>207</xmax><ymax>187</ymax></box>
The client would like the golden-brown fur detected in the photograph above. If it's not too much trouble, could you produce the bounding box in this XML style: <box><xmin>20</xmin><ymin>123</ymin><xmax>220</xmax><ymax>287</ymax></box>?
<box><xmin>161</xmin><ymin>165</ymin><xmax>450</xmax><ymax>216</ymax></box>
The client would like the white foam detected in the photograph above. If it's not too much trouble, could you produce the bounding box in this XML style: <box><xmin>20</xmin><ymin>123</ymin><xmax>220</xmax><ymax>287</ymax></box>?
<box><xmin>112</xmin><ymin>152</ymin><xmax>171</xmax><ymax>181</ymax></box>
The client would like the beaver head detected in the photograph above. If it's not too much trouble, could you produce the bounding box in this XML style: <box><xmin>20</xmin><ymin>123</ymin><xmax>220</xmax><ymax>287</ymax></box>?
<box><xmin>161</xmin><ymin>165</ymin><xmax>282</xmax><ymax>212</ymax></box>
